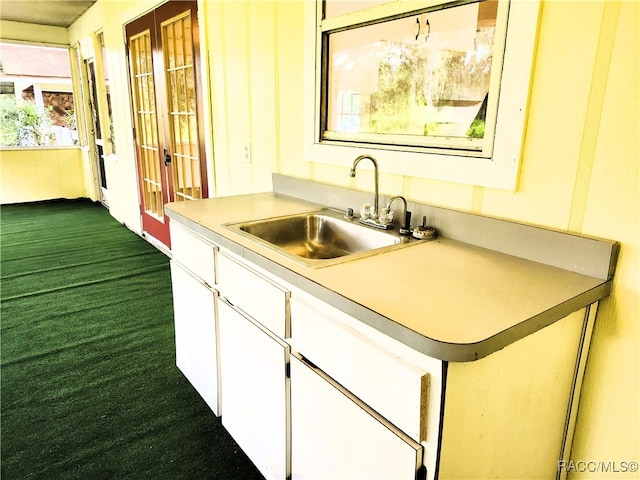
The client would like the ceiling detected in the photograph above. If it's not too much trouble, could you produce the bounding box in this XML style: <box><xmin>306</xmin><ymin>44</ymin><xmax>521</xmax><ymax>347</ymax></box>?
<box><xmin>0</xmin><ymin>1</ymin><xmax>97</xmax><ymax>28</ymax></box>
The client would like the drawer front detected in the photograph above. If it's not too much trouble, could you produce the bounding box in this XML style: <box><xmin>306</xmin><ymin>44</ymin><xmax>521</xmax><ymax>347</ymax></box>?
<box><xmin>291</xmin><ymin>293</ymin><xmax>432</xmax><ymax>443</ymax></box>
<box><xmin>170</xmin><ymin>222</ymin><xmax>217</xmax><ymax>287</ymax></box>
<box><xmin>291</xmin><ymin>353</ymin><xmax>423</xmax><ymax>480</ymax></box>
<box><xmin>217</xmin><ymin>251</ymin><xmax>290</xmax><ymax>339</ymax></box>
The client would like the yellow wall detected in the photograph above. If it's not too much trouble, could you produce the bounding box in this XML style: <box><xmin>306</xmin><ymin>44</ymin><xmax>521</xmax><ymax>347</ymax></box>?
<box><xmin>0</xmin><ymin>148</ymin><xmax>87</xmax><ymax>203</ymax></box>
<box><xmin>64</xmin><ymin>0</ymin><xmax>638</xmax><ymax>476</ymax></box>
<box><xmin>0</xmin><ymin>20</ymin><xmax>69</xmax><ymax>45</ymax></box>
<box><xmin>67</xmin><ymin>0</ymin><xmax>163</xmax><ymax>233</ymax></box>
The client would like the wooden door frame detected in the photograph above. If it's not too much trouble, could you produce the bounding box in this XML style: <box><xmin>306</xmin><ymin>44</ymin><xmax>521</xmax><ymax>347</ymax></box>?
<box><xmin>125</xmin><ymin>0</ymin><xmax>208</xmax><ymax>248</ymax></box>
<box><xmin>155</xmin><ymin>0</ymin><xmax>208</xmax><ymax>203</ymax></box>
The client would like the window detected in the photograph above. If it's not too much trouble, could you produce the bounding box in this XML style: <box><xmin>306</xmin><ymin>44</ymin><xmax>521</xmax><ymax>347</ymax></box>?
<box><xmin>0</xmin><ymin>43</ymin><xmax>77</xmax><ymax>147</ymax></box>
<box><xmin>304</xmin><ymin>0</ymin><xmax>540</xmax><ymax>190</ymax></box>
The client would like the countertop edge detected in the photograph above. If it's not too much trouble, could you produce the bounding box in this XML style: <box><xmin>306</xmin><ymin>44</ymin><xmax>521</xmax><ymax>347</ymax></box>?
<box><xmin>166</xmin><ymin>206</ymin><xmax>610</xmax><ymax>362</ymax></box>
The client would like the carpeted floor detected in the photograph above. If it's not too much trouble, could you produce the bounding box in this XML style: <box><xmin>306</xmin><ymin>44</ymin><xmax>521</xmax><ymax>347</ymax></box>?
<box><xmin>1</xmin><ymin>199</ymin><xmax>264</xmax><ymax>480</ymax></box>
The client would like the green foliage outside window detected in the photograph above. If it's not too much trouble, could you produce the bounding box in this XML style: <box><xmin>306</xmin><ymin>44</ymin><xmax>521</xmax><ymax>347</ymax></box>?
<box><xmin>0</xmin><ymin>96</ymin><xmax>55</xmax><ymax>146</ymax></box>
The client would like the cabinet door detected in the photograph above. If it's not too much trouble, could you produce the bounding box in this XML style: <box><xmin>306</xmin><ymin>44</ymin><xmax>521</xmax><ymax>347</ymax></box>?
<box><xmin>291</xmin><ymin>293</ymin><xmax>435</xmax><ymax>444</ymax></box>
<box><xmin>291</xmin><ymin>354</ymin><xmax>424</xmax><ymax>480</ymax></box>
<box><xmin>170</xmin><ymin>260</ymin><xmax>220</xmax><ymax>415</ymax></box>
<box><xmin>218</xmin><ymin>298</ymin><xmax>290</xmax><ymax>480</ymax></box>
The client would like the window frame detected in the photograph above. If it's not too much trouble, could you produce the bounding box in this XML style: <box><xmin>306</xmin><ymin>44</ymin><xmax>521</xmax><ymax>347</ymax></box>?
<box><xmin>303</xmin><ymin>0</ymin><xmax>541</xmax><ymax>191</ymax></box>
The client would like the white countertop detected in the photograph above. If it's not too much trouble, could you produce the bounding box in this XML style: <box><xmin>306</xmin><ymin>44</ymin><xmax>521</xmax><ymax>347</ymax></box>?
<box><xmin>166</xmin><ymin>192</ymin><xmax>611</xmax><ymax>361</ymax></box>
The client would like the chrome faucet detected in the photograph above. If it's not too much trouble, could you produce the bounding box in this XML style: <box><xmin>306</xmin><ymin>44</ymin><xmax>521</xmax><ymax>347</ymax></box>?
<box><xmin>386</xmin><ymin>195</ymin><xmax>411</xmax><ymax>235</ymax></box>
<box><xmin>349</xmin><ymin>155</ymin><xmax>379</xmax><ymax>217</ymax></box>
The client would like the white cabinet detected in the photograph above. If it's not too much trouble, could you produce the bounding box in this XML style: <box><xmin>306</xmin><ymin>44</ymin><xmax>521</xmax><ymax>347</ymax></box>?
<box><xmin>170</xmin><ymin>222</ymin><xmax>217</xmax><ymax>287</ymax></box>
<box><xmin>217</xmin><ymin>251</ymin><xmax>290</xmax><ymax>338</ymax></box>
<box><xmin>291</xmin><ymin>292</ymin><xmax>438</xmax><ymax>443</ymax></box>
<box><xmin>168</xmin><ymin>215</ymin><xmax>597</xmax><ymax>480</ymax></box>
<box><xmin>218</xmin><ymin>298</ymin><xmax>290</xmax><ymax>480</ymax></box>
<box><xmin>291</xmin><ymin>353</ymin><xmax>424</xmax><ymax>480</ymax></box>
<box><xmin>169</xmin><ymin>226</ymin><xmax>432</xmax><ymax>479</ymax></box>
<box><xmin>170</xmin><ymin>260</ymin><xmax>220</xmax><ymax>415</ymax></box>
<box><xmin>290</xmin><ymin>291</ymin><xmax>442</xmax><ymax>479</ymax></box>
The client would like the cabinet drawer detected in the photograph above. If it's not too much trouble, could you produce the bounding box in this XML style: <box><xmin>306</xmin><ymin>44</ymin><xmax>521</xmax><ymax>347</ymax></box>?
<box><xmin>170</xmin><ymin>222</ymin><xmax>217</xmax><ymax>287</ymax></box>
<box><xmin>291</xmin><ymin>293</ymin><xmax>434</xmax><ymax>444</ymax></box>
<box><xmin>291</xmin><ymin>353</ymin><xmax>423</xmax><ymax>480</ymax></box>
<box><xmin>217</xmin><ymin>251</ymin><xmax>290</xmax><ymax>338</ymax></box>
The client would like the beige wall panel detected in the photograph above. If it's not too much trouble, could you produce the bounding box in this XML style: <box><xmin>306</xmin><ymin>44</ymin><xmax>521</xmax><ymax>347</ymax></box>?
<box><xmin>220</xmin><ymin>1</ymin><xmax>253</xmax><ymax>195</ymax></box>
<box><xmin>0</xmin><ymin>148</ymin><xmax>86</xmax><ymax>203</ymax></box>
<box><xmin>275</xmin><ymin>1</ymin><xmax>308</xmax><ymax>181</ymax></box>
<box><xmin>568</xmin><ymin>0</ymin><xmax>640</xmax><ymax>476</ymax></box>
<box><xmin>479</xmin><ymin>1</ymin><xmax>605</xmax><ymax>229</ymax></box>
<box><xmin>248</xmin><ymin>2</ymin><xmax>278</xmax><ymax>194</ymax></box>
<box><xmin>312</xmin><ymin>163</ymin><xmax>352</xmax><ymax>190</ymax></box>
<box><xmin>202</xmin><ymin>0</ymin><xmax>230</xmax><ymax>197</ymax></box>
<box><xmin>404</xmin><ymin>177</ymin><xmax>475</xmax><ymax>211</ymax></box>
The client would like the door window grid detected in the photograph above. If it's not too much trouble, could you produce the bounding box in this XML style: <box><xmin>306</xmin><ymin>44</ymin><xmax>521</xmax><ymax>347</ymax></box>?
<box><xmin>163</xmin><ymin>13</ymin><xmax>202</xmax><ymax>202</ymax></box>
<box><xmin>130</xmin><ymin>31</ymin><xmax>164</xmax><ymax>219</ymax></box>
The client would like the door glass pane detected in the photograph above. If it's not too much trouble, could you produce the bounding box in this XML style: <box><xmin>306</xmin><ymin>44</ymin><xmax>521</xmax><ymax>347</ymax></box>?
<box><xmin>129</xmin><ymin>30</ymin><xmax>164</xmax><ymax>219</ymax></box>
<box><xmin>162</xmin><ymin>11</ymin><xmax>202</xmax><ymax>202</ymax></box>
<box><xmin>325</xmin><ymin>0</ymin><xmax>497</xmax><ymax>145</ymax></box>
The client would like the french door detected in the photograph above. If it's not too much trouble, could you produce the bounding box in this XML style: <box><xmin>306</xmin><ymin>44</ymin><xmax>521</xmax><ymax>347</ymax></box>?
<box><xmin>126</xmin><ymin>1</ymin><xmax>207</xmax><ymax>248</ymax></box>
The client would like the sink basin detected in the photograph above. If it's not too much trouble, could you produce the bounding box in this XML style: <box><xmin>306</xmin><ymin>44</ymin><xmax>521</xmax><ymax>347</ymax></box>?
<box><xmin>224</xmin><ymin>208</ymin><xmax>414</xmax><ymax>267</ymax></box>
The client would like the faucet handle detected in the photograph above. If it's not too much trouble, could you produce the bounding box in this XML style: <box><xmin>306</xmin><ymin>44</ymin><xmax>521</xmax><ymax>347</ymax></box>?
<box><xmin>359</xmin><ymin>203</ymin><xmax>373</xmax><ymax>219</ymax></box>
<box><xmin>378</xmin><ymin>208</ymin><xmax>394</xmax><ymax>226</ymax></box>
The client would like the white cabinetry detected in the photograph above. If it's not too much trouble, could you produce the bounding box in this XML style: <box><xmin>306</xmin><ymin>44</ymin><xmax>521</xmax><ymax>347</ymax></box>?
<box><xmin>291</xmin><ymin>353</ymin><xmax>424</xmax><ymax>480</ymax></box>
<box><xmin>166</xmin><ymin>203</ymin><xmax>604</xmax><ymax>480</ymax></box>
<box><xmin>170</xmin><ymin>222</ymin><xmax>216</xmax><ymax>287</ymax></box>
<box><xmin>216</xmin><ymin>250</ymin><xmax>291</xmax><ymax>480</ymax></box>
<box><xmin>218</xmin><ymin>299</ymin><xmax>290</xmax><ymax>480</ymax></box>
<box><xmin>217</xmin><ymin>251</ymin><xmax>290</xmax><ymax>338</ymax></box>
<box><xmin>290</xmin><ymin>291</ymin><xmax>442</xmax><ymax>479</ymax></box>
<box><xmin>170</xmin><ymin>261</ymin><xmax>220</xmax><ymax>414</ymax></box>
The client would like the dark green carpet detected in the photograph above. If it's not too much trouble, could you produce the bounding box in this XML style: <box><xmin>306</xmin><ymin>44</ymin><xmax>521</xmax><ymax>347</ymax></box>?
<box><xmin>1</xmin><ymin>200</ymin><xmax>264</xmax><ymax>480</ymax></box>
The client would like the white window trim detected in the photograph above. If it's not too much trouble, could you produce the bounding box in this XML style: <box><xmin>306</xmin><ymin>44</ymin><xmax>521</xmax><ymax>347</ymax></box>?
<box><xmin>303</xmin><ymin>0</ymin><xmax>541</xmax><ymax>191</ymax></box>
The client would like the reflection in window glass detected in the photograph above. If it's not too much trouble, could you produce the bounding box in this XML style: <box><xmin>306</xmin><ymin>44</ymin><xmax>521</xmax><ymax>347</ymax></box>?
<box><xmin>324</xmin><ymin>1</ymin><xmax>498</xmax><ymax>148</ymax></box>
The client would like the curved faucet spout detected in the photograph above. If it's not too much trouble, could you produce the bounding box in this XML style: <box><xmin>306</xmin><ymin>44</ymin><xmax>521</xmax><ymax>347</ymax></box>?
<box><xmin>386</xmin><ymin>195</ymin><xmax>410</xmax><ymax>234</ymax></box>
<box><xmin>350</xmin><ymin>155</ymin><xmax>379</xmax><ymax>217</ymax></box>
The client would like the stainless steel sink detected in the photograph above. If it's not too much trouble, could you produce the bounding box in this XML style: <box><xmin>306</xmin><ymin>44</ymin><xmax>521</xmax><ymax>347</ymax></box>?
<box><xmin>224</xmin><ymin>208</ymin><xmax>415</xmax><ymax>267</ymax></box>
